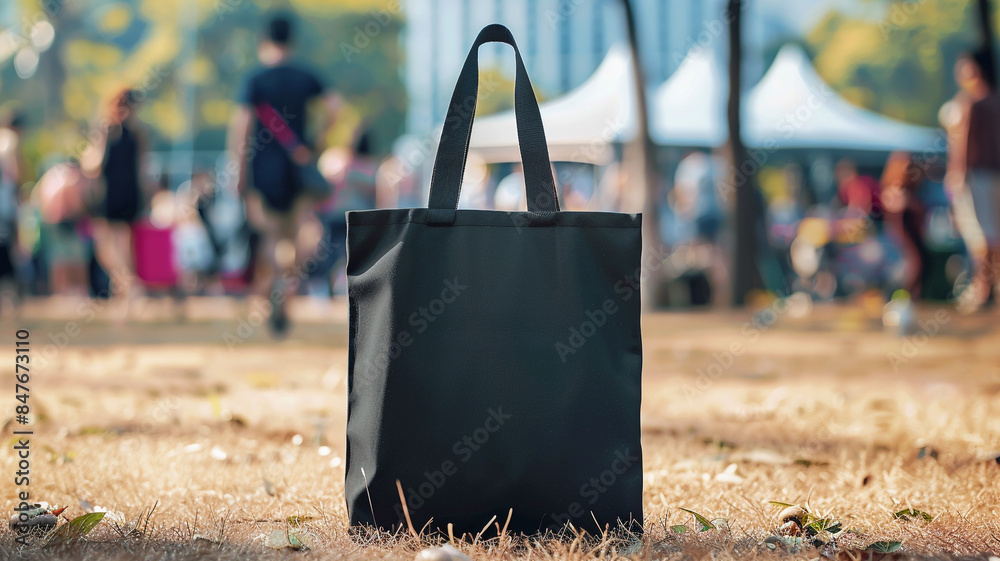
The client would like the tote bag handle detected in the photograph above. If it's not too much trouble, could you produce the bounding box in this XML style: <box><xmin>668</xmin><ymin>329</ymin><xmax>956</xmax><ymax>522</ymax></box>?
<box><xmin>428</xmin><ymin>24</ymin><xmax>560</xmax><ymax>213</ymax></box>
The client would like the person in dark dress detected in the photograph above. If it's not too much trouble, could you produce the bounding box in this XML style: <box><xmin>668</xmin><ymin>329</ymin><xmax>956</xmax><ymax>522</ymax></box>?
<box><xmin>82</xmin><ymin>88</ymin><xmax>147</xmax><ymax>311</ymax></box>
<box><xmin>228</xmin><ymin>12</ymin><xmax>342</xmax><ymax>336</ymax></box>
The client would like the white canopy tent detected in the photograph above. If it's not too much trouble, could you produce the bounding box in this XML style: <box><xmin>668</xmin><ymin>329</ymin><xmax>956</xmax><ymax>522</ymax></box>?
<box><xmin>744</xmin><ymin>45</ymin><xmax>942</xmax><ymax>151</ymax></box>
<box><xmin>650</xmin><ymin>44</ymin><xmax>942</xmax><ymax>152</ymax></box>
<box><xmin>463</xmin><ymin>42</ymin><xmax>942</xmax><ymax>167</ymax></box>
<box><xmin>466</xmin><ymin>44</ymin><xmax>638</xmax><ymax>165</ymax></box>
<box><xmin>651</xmin><ymin>48</ymin><xmax>727</xmax><ymax>147</ymax></box>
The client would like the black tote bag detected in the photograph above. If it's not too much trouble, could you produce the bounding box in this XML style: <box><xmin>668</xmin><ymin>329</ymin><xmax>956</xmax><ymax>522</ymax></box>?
<box><xmin>345</xmin><ymin>24</ymin><xmax>643</xmax><ymax>537</ymax></box>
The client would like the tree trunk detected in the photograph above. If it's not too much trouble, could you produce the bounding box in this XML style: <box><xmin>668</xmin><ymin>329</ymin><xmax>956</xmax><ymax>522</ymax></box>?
<box><xmin>620</xmin><ymin>0</ymin><xmax>662</xmax><ymax>310</ymax></box>
<box><xmin>977</xmin><ymin>0</ymin><xmax>997</xmax><ymax>87</ymax></box>
<box><xmin>727</xmin><ymin>0</ymin><xmax>762</xmax><ymax>306</ymax></box>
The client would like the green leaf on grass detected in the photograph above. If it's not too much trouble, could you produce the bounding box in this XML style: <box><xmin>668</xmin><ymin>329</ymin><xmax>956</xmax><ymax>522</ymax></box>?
<box><xmin>805</xmin><ymin>518</ymin><xmax>843</xmax><ymax>535</ymax></box>
<box><xmin>678</xmin><ymin>508</ymin><xmax>715</xmax><ymax>531</ymax></box>
<box><xmin>893</xmin><ymin>509</ymin><xmax>933</xmax><ymax>522</ymax></box>
<box><xmin>768</xmin><ymin>501</ymin><xmax>796</xmax><ymax>508</ymax></box>
<box><xmin>44</xmin><ymin>512</ymin><xmax>105</xmax><ymax>545</ymax></box>
<box><xmin>265</xmin><ymin>528</ymin><xmax>312</xmax><ymax>550</ymax></box>
<box><xmin>867</xmin><ymin>541</ymin><xmax>902</xmax><ymax>553</ymax></box>
<box><xmin>669</xmin><ymin>524</ymin><xmax>688</xmax><ymax>534</ymax></box>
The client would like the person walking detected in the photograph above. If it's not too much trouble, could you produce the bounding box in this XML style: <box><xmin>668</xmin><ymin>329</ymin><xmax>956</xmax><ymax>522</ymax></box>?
<box><xmin>945</xmin><ymin>49</ymin><xmax>1000</xmax><ymax>312</ymax></box>
<box><xmin>82</xmin><ymin>88</ymin><xmax>148</xmax><ymax>315</ymax></box>
<box><xmin>881</xmin><ymin>152</ymin><xmax>928</xmax><ymax>300</ymax></box>
<box><xmin>312</xmin><ymin>131</ymin><xmax>376</xmax><ymax>297</ymax></box>
<box><xmin>228</xmin><ymin>12</ymin><xmax>342</xmax><ymax>336</ymax></box>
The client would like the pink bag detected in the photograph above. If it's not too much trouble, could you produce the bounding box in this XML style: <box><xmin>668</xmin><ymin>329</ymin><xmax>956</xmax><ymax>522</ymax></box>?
<box><xmin>132</xmin><ymin>220</ymin><xmax>178</xmax><ymax>288</ymax></box>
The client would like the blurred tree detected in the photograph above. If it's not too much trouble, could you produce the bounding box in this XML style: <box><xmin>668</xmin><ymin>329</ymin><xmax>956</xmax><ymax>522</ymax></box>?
<box><xmin>0</xmin><ymin>0</ymin><xmax>407</xmax><ymax>179</ymax></box>
<box><xmin>621</xmin><ymin>0</ymin><xmax>661</xmax><ymax>311</ymax></box>
<box><xmin>976</xmin><ymin>0</ymin><xmax>997</xmax><ymax>86</ymax></box>
<box><xmin>728</xmin><ymin>0</ymin><xmax>764</xmax><ymax>307</ymax></box>
<box><xmin>808</xmin><ymin>0</ymin><xmax>987</xmax><ymax>126</ymax></box>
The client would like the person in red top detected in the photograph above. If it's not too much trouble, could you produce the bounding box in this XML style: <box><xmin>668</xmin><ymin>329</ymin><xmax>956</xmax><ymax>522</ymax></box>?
<box><xmin>835</xmin><ymin>158</ymin><xmax>882</xmax><ymax>219</ymax></box>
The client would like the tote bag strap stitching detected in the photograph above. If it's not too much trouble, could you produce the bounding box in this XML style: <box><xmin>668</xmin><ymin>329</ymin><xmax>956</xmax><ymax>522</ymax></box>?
<box><xmin>428</xmin><ymin>23</ymin><xmax>559</xmax><ymax>213</ymax></box>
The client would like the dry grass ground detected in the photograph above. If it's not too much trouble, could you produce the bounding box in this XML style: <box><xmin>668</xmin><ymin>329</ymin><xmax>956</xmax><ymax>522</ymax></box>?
<box><xmin>0</xmin><ymin>298</ymin><xmax>998</xmax><ymax>560</ymax></box>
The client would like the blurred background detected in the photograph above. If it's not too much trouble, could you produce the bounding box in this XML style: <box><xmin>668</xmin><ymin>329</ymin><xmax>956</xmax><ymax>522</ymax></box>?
<box><xmin>1</xmin><ymin>0</ymin><xmax>998</xmax><ymax>321</ymax></box>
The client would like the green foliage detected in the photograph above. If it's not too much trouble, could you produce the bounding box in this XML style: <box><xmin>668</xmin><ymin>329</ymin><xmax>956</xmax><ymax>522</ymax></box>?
<box><xmin>678</xmin><ymin>507</ymin><xmax>715</xmax><ymax>531</ymax></box>
<box><xmin>894</xmin><ymin>508</ymin><xmax>934</xmax><ymax>521</ymax></box>
<box><xmin>43</xmin><ymin>512</ymin><xmax>105</xmax><ymax>546</ymax></box>
<box><xmin>807</xmin><ymin>0</ymin><xmax>985</xmax><ymax>126</ymax></box>
<box><xmin>767</xmin><ymin>501</ymin><xmax>796</xmax><ymax>508</ymax></box>
<box><xmin>867</xmin><ymin>540</ymin><xmax>903</xmax><ymax>552</ymax></box>
<box><xmin>1</xmin><ymin>0</ymin><xmax>406</xmax><ymax>178</ymax></box>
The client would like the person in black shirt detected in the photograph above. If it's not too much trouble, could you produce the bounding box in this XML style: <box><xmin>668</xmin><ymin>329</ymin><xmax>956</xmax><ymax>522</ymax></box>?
<box><xmin>228</xmin><ymin>12</ymin><xmax>342</xmax><ymax>336</ymax></box>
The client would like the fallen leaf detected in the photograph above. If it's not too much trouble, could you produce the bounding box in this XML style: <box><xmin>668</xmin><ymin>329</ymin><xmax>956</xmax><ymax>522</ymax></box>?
<box><xmin>867</xmin><ymin>541</ymin><xmax>902</xmax><ymax>553</ymax></box>
<box><xmin>192</xmin><ymin>533</ymin><xmax>221</xmax><ymax>545</ymax></box>
<box><xmin>262</xmin><ymin>477</ymin><xmax>276</xmax><ymax>497</ymax></box>
<box><xmin>678</xmin><ymin>507</ymin><xmax>715</xmax><ymax>531</ymax></box>
<box><xmin>44</xmin><ymin>512</ymin><xmax>105</xmax><ymax>546</ymax></box>
<box><xmin>714</xmin><ymin>463</ymin><xmax>745</xmax><ymax>484</ymax></box>
<box><xmin>893</xmin><ymin>509</ymin><xmax>932</xmax><ymax>522</ymax></box>
<box><xmin>265</xmin><ymin>528</ymin><xmax>312</xmax><ymax>550</ymax></box>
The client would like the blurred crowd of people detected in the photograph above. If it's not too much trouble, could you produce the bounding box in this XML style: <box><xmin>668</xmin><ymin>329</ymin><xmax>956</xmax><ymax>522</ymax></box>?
<box><xmin>1</xmin><ymin>12</ymin><xmax>999</xmax><ymax>333</ymax></box>
<box><xmin>656</xmin><ymin>47</ymin><xmax>1000</xmax><ymax>314</ymax></box>
<box><xmin>0</xmin><ymin>13</ymin><xmax>395</xmax><ymax>336</ymax></box>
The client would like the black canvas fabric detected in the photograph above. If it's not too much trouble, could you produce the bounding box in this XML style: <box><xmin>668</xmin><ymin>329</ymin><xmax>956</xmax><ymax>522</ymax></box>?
<box><xmin>345</xmin><ymin>24</ymin><xmax>643</xmax><ymax>537</ymax></box>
